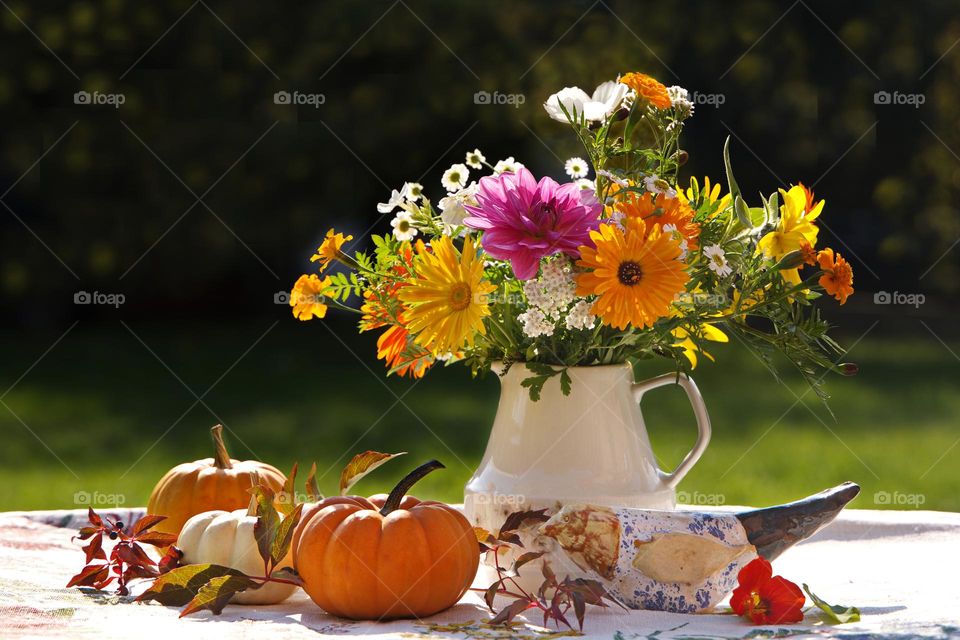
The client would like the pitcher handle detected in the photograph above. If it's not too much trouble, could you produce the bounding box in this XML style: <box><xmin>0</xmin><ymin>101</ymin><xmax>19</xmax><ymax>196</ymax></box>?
<box><xmin>631</xmin><ymin>373</ymin><xmax>711</xmax><ymax>489</ymax></box>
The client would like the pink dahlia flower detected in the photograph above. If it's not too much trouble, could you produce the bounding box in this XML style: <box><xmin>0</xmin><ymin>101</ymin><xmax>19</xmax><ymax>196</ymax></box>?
<box><xmin>463</xmin><ymin>167</ymin><xmax>601</xmax><ymax>280</ymax></box>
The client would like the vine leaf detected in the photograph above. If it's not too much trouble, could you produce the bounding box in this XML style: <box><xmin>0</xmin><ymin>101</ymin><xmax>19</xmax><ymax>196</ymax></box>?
<box><xmin>277</xmin><ymin>462</ymin><xmax>298</xmax><ymax>516</ymax></box>
<box><xmin>137</xmin><ymin>564</ymin><xmax>246</xmax><ymax>607</ymax></box>
<box><xmin>339</xmin><ymin>451</ymin><xmax>406</xmax><ymax>495</ymax></box>
<box><xmin>179</xmin><ymin>574</ymin><xmax>258</xmax><ymax>617</ymax></box>
<box><xmin>305</xmin><ymin>462</ymin><xmax>322</xmax><ymax>501</ymax></box>
<box><xmin>271</xmin><ymin>504</ymin><xmax>304</xmax><ymax>567</ymax></box>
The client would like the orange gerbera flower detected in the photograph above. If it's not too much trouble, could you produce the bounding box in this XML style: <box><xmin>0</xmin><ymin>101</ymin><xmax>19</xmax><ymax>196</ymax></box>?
<box><xmin>617</xmin><ymin>192</ymin><xmax>700</xmax><ymax>252</ymax></box>
<box><xmin>576</xmin><ymin>217</ymin><xmax>690</xmax><ymax>330</ymax></box>
<box><xmin>619</xmin><ymin>72</ymin><xmax>671</xmax><ymax>109</ymax></box>
<box><xmin>310</xmin><ymin>228</ymin><xmax>353</xmax><ymax>272</ymax></box>
<box><xmin>816</xmin><ymin>248</ymin><xmax>854</xmax><ymax>304</ymax></box>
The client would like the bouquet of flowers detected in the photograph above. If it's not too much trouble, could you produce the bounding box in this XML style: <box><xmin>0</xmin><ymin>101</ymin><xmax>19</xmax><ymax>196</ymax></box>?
<box><xmin>289</xmin><ymin>71</ymin><xmax>855</xmax><ymax>400</ymax></box>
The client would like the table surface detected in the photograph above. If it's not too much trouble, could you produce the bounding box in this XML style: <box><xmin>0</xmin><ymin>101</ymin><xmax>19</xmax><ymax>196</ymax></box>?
<box><xmin>1</xmin><ymin>506</ymin><xmax>959</xmax><ymax>639</ymax></box>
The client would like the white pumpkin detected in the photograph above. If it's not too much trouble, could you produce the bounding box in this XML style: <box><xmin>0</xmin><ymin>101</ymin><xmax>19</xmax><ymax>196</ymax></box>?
<box><xmin>177</xmin><ymin>509</ymin><xmax>297</xmax><ymax>605</ymax></box>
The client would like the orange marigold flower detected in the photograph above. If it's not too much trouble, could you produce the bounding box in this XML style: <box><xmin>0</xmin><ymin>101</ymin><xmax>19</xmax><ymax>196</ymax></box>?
<box><xmin>799</xmin><ymin>241</ymin><xmax>817</xmax><ymax>266</ymax></box>
<box><xmin>816</xmin><ymin>248</ymin><xmax>854</xmax><ymax>304</ymax></box>
<box><xmin>290</xmin><ymin>274</ymin><xmax>331</xmax><ymax>321</ymax></box>
<box><xmin>617</xmin><ymin>192</ymin><xmax>700</xmax><ymax>252</ymax></box>
<box><xmin>310</xmin><ymin>228</ymin><xmax>353</xmax><ymax>272</ymax></box>
<box><xmin>619</xmin><ymin>72</ymin><xmax>671</xmax><ymax>109</ymax></box>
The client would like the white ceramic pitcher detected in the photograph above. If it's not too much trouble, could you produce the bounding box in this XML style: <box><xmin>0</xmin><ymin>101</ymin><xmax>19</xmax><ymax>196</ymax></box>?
<box><xmin>463</xmin><ymin>362</ymin><xmax>711</xmax><ymax>587</ymax></box>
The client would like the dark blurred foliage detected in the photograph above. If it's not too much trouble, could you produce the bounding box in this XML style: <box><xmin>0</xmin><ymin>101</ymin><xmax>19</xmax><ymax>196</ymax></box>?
<box><xmin>2</xmin><ymin>0</ymin><xmax>959</xmax><ymax>328</ymax></box>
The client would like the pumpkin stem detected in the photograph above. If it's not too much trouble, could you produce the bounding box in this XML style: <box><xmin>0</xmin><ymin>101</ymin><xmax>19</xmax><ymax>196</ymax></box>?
<box><xmin>380</xmin><ymin>459</ymin><xmax>445</xmax><ymax>516</ymax></box>
<box><xmin>211</xmin><ymin>424</ymin><xmax>233</xmax><ymax>470</ymax></box>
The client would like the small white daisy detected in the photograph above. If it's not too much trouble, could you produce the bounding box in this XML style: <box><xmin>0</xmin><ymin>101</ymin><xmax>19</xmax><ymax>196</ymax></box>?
<box><xmin>663</xmin><ymin>224</ymin><xmax>688</xmax><ymax>260</ymax></box>
<box><xmin>704</xmin><ymin>244</ymin><xmax>733</xmax><ymax>277</ymax></box>
<box><xmin>376</xmin><ymin>186</ymin><xmax>407</xmax><ymax>214</ymax></box>
<box><xmin>643</xmin><ymin>174</ymin><xmax>677</xmax><ymax>199</ymax></box>
<box><xmin>494</xmin><ymin>157</ymin><xmax>525</xmax><ymax>174</ymax></box>
<box><xmin>403</xmin><ymin>182</ymin><xmax>424</xmax><ymax>202</ymax></box>
<box><xmin>465</xmin><ymin>148</ymin><xmax>485</xmax><ymax>169</ymax></box>
<box><xmin>442</xmin><ymin>163</ymin><xmax>469</xmax><ymax>192</ymax></box>
<box><xmin>564</xmin><ymin>157</ymin><xmax>589</xmax><ymax>179</ymax></box>
<box><xmin>574</xmin><ymin>178</ymin><xmax>596</xmax><ymax>191</ymax></box>
<box><xmin>390</xmin><ymin>211</ymin><xmax>418</xmax><ymax>241</ymax></box>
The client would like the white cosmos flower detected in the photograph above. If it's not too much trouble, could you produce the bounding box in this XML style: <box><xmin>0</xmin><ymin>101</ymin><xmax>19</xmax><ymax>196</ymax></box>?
<box><xmin>704</xmin><ymin>244</ymin><xmax>733</xmax><ymax>277</ymax></box>
<box><xmin>598</xmin><ymin>169</ymin><xmax>629</xmax><ymax>188</ymax></box>
<box><xmin>438</xmin><ymin>182</ymin><xmax>478</xmax><ymax>230</ymax></box>
<box><xmin>564</xmin><ymin>157</ymin><xmax>589</xmax><ymax>179</ymax></box>
<box><xmin>643</xmin><ymin>173</ymin><xmax>677</xmax><ymax>199</ymax></box>
<box><xmin>403</xmin><ymin>182</ymin><xmax>424</xmax><ymax>202</ymax></box>
<box><xmin>390</xmin><ymin>210</ymin><xmax>418</xmax><ymax>241</ymax></box>
<box><xmin>494</xmin><ymin>157</ymin><xmax>525</xmax><ymax>174</ymax></box>
<box><xmin>543</xmin><ymin>81</ymin><xmax>630</xmax><ymax>123</ymax></box>
<box><xmin>441</xmin><ymin>163</ymin><xmax>469</xmax><ymax>192</ymax></box>
<box><xmin>465</xmin><ymin>148</ymin><xmax>485</xmax><ymax>169</ymax></box>
<box><xmin>376</xmin><ymin>185</ymin><xmax>409</xmax><ymax>213</ymax></box>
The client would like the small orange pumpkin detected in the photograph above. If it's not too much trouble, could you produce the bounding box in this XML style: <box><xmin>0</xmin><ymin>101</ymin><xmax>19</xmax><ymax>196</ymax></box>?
<box><xmin>293</xmin><ymin>460</ymin><xmax>478</xmax><ymax>620</ymax></box>
<box><xmin>147</xmin><ymin>424</ymin><xmax>286</xmax><ymax>537</ymax></box>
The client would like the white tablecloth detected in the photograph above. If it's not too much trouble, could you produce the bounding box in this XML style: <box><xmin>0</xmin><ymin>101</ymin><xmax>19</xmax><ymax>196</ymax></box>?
<box><xmin>1</xmin><ymin>507</ymin><xmax>958</xmax><ymax>639</ymax></box>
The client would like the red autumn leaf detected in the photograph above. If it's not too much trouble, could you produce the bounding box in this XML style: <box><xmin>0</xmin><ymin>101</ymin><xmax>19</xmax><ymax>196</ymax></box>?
<box><xmin>75</xmin><ymin>526</ymin><xmax>100</xmax><ymax>541</ymax></box>
<box><xmin>135</xmin><ymin>531</ymin><xmax>178</xmax><ymax>548</ymax></box>
<box><xmin>730</xmin><ymin>557</ymin><xmax>805</xmax><ymax>625</ymax></box>
<box><xmin>83</xmin><ymin>533</ymin><xmax>106</xmax><ymax>564</ymax></box>
<box><xmin>123</xmin><ymin>564</ymin><xmax>160</xmax><ymax>582</ymax></box>
<box><xmin>158</xmin><ymin>546</ymin><xmax>183</xmax><ymax>574</ymax></box>
<box><xmin>114</xmin><ymin>543</ymin><xmax>156</xmax><ymax>568</ymax></box>
<box><xmin>132</xmin><ymin>514</ymin><xmax>168</xmax><ymax>537</ymax></box>
<box><xmin>66</xmin><ymin>563</ymin><xmax>109</xmax><ymax>588</ymax></box>
<box><xmin>87</xmin><ymin>508</ymin><xmax>103</xmax><ymax>527</ymax></box>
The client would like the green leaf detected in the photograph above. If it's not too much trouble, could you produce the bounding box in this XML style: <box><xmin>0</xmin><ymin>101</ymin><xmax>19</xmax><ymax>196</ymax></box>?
<box><xmin>803</xmin><ymin>584</ymin><xmax>861</xmax><ymax>624</ymax></box>
<box><xmin>305</xmin><ymin>462</ymin><xmax>322</xmax><ymax>501</ymax></box>
<box><xmin>179</xmin><ymin>574</ymin><xmax>258</xmax><ymax>617</ymax></box>
<box><xmin>559</xmin><ymin>369</ymin><xmax>572</xmax><ymax>396</ymax></box>
<box><xmin>254</xmin><ymin>487</ymin><xmax>280</xmax><ymax>571</ymax></box>
<box><xmin>137</xmin><ymin>564</ymin><xmax>246</xmax><ymax>607</ymax></box>
<box><xmin>276</xmin><ymin>462</ymin><xmax>298</xmax><ymax>516</ymax></box>
<box><xmin>339</xmin><ymin>450</ymin><xmax>406</xmax><ymax>496</ymax></box>
<box><xmin>271</xmin><ymin>504</ymin><xmax>304</xmax><ymax>567</ymax></box>
<box><xmin>723</xmin><ymin>136</ymin><xmax>741</xmax><ymax>202</ymax></box>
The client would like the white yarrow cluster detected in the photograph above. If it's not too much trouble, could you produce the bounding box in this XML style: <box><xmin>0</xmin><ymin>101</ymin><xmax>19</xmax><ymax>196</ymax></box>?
<box><xmin>565</xmin><ymin>299</ymin><xmax>596</xmax><ymax>330</ymax></box>
<box><xmin>517</xmin><ymin>258</ymin><xmax>595</xmax><ymax>337</ymax></box>
<box><xmin>667</xmin><ymin>85</ymin><xmax>695</xmax><ymax>119</ymax></box>
<box><xmin>517</xmin><ymin>307</ymin><xmax>554</xmax><ymax>338</ymax></box>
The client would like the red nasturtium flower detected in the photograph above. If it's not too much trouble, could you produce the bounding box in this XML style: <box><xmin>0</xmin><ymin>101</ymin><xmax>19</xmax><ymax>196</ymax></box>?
<box><xmin>730</xmin><ymin>557</ymin><xmax>805</xmax><ymax>624</ymax></box>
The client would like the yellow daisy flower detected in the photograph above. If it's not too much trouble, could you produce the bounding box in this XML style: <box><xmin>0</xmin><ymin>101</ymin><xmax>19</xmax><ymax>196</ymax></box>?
<box><xmin>399</xmin><ymin>235</ymin><xmax>495</xmax><ymax>354</ymax></box>
<box><xmin>310</xmin><ymin>228</ymin><xmax>353</xmax><ymax>271</ymax></box>
<box><xmin>757</xmin><ymin>185</ymin><xmax>822</xmax><ymax>260</ymax></box>
<box><xmin>290</xmin><ymin>274</ymin><xmax>331</xmax><ymax>321</ymax></box>
<box><xmin>576</xmin><ymin>217</ymin><xmax>690</xmax><ymax>330</ymax></box>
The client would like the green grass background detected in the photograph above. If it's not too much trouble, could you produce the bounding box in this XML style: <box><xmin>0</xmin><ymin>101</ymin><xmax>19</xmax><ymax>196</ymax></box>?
<box><xmin>1</xmin><ymin>318</ymin><xmax>956</xmax><ymax>512</ymax></box>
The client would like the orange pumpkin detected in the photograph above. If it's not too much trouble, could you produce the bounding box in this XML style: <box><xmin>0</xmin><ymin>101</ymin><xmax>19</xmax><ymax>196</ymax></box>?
<box><xmin>293</xmin><ymin>460</ymin><xmax>478</xmax><ymax>620</ymax></box>
<box><xmin>147</xmin><ymin>424</ymin><xmax>286</xmax><ymax>537</ymax></box>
